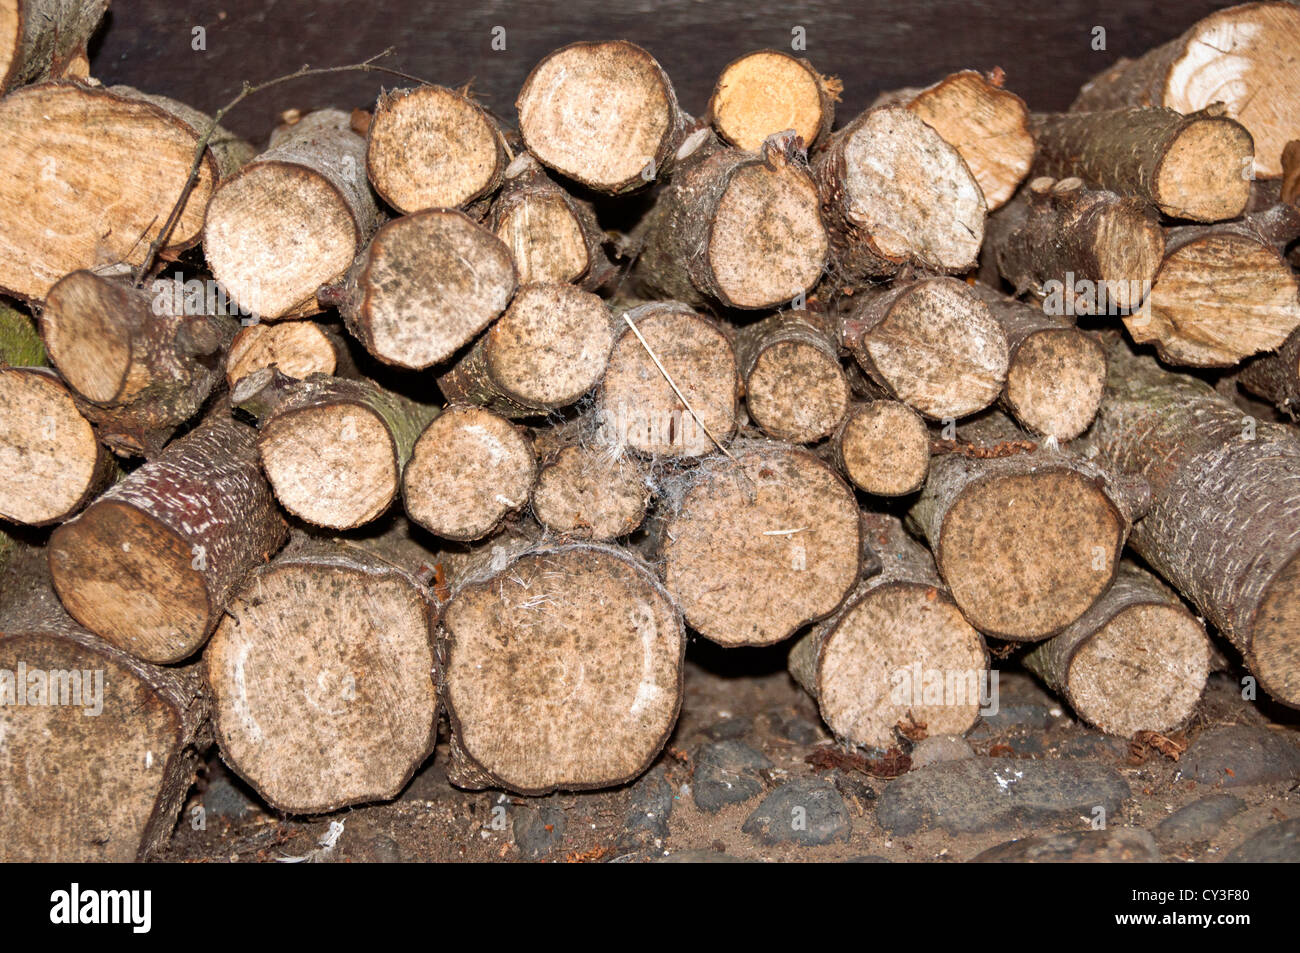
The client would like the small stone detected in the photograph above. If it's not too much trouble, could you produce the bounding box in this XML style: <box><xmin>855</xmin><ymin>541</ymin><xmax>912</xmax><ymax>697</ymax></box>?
<box><xmin>622</xmin><ymin>765</ymin><xmax>674</xmax><ymax>846</ymax></box>
<box><xmin>702</xmin><ymin>715</ymin><xmax>752</xmax><ymax>741</ymax></box>
<box><xmin>1152</xmin><ymin>794</ymin><xmax>1246</xmax><ymax>847</ymax></box>
<box><xmin>876</xmin><ymin>758</ymin><xmax>1130</xmax><ymax>835</ymax></box>
<box><xmin>742</xmin><ymin>778</ymin><xmax>850</xmax><ymax>846</ymax></box>
<box><xmin>763</xmin><ymin>710</ymin><xmax>826</xmax><ymax>745</ymax></box>
<box><xmin>692</xmin><ymin>741</ymin><xmax>771</xmax><ymax>814</ymax></box>
<box><xmin>910</xmin><ymin>735</ymin><xmax>974</xmax><ymax>769</ymax></box>
<box><xmin>972</xmin><ymin>828</ymin><xmax>1161</xmax><ymax>862</ymax></box>
<box><xmin>1224</xmin><ymin>817</ymin><xmax>1300</xmax><ymax>862</ymax></box>
<box><xmin>513</xmin><ymin>803</ymin><xmax>566</xmax><ymax>859</ymax></box>
<box><xmin>1183</xmin><ymin>726</ymin><xmax>1300</xmax><ymax>788</ymax></box>
<box><xmin>203</xmin><ymin>776</ymin><xmax>257</xmax><ymax>820</ymax></box>
<box><xmin>1055</xmin><ymin>733</ymin><xmax>1128</xmax><ymax>761</ymax></box>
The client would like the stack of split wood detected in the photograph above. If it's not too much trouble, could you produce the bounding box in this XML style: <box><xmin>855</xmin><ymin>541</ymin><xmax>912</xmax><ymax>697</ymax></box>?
<box><xmin>0</xmin><ymin>1</ymin><xmax>1298</xmax><ymax>861</ymax></box>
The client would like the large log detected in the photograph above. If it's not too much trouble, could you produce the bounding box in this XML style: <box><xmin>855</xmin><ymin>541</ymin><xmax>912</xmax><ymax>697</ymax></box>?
<box><xmin>1072</xmin><ymin>1</ymin><xmax>1300</xmax><ymax>179</ymax></box>
<box><xmin>204</xmin><ymin>545</ymin><xmax>438</xmax><ymax>814</ymax></box>
<box><xmin>734</xmin><ymin>310</ymin><xmax>849</xmax><ymax>444</ymax></box>
<box><xmin>707</xmin><ymin>49</ymin><xmax>838</xmax><ymax>151</ymax></box>
<box><xmin>440</xmin><ymin>543</ymin><xmax>684</xmax><ymax>794</ymax></box>
<box><xmin>0</xmin><ymin>0</ymin><xmax>107</xmax><ymax>91</ymax></box>
<box><xmin>1081</xmin><ymin>340</ymin><xmax>1300</xmax><ymax>708</ymax></box>
<box><xmin>789</xmin><ymin>512</ymin><xmax>988</xmax><ymax>749</ymax></box>
<box><xmin>1023</xmin><ymin>561</ymin><xmax>1210</xmax><ymax>737</ymax></box>
<box><xmin>48</xmin><ymin>414</ymin><xmax>287</xmax><ymax>664</ymax></box>
<box><xmin>204</xmin><ymin>108</ymin><xmax>378</xmax><ymax>320</ymax></box>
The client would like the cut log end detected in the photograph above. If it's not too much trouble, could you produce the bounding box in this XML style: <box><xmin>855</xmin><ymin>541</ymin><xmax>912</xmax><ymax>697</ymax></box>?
<box><xmin>443</xmin><ymin>545</ymin><xmax>684</xmax><ymax>794</ymax></box>
<box><xmin>493</xmin><ymin>191</ymin><xmax>590</xmax><ymax>284</ymax></box>
<box><xmin>366</xmin><ymin>85</ymin><xmax>504</xmax><ymax>214</ymax></box>
<box><xmin>532</xmin><ymin>443</ymin><xmax>649</xmax><ymax>541</ymax></box>
<box><xmin>662</xmin><ymin>445</ymin><xmax>861</xmax><ymax>646</ymax></box>
<box><xmin>709</xmin><ymin>50</ymin><xmax>829</xmax><ymax>151</ymax></box>
<box><xmin>225</xmin><ymin>320</ymin><xmax>338</xmax><ymax>388</ymax></box>
<box><xmin>1006</xmin><ymin>328</ymin><xmax>1107</xmax><ymax>440</ymax></box>
<box><xmin>1156</xmin><ymin>117</ymin><xmax>1254</xmax><ymax>221</ymax></box>
<box><xmin>40</xmin><ymin>270</ymin><xmax>131</xmax><ymax>403</ymax></box>
<box><xmin>1088</xmin><ymin>200</ymin><xmax>1166</xmax><ymax>313</ymax></box>
<box><xmin>1252</xmin><ymin>551</ymin><xmax>1300</xmax><ymax>704</ymax></box>
<box><xmin>403</xmin><ymin>406</ymin><xmax>536</xmax><ymax>541</ymax></box>
<box><xmin>206</xmin><ymin>556</ymin><xmax>437</xmax><ymax>814</ymax></box>
<box><xmin>838</xmin><ymin>400</ymin><xmax>930</xmax><ymax>496</ymax></box>
<box><xmin>747</xmin><ymin>339</ymin><xmax>848</xmax><ymax>444</ymax></box>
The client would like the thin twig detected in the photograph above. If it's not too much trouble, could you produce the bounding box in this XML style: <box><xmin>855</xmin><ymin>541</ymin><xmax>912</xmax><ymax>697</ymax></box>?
<box><xmin>132</xmin><ymin>49</ymin><xmax>432</xmax><ymax>285</ymax></box>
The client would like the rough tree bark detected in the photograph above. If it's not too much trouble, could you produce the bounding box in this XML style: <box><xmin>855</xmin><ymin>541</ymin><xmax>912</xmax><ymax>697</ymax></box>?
<box><xmin>654</xmin><ymin>439</ymin><xmax>862</xmax><ymax>646</ymax></box>
<box><xmin>516</xmin><ymin>39</ymin><xmax>686</xmax><ymax>194</ymax></box>
<box><xmin>0</xmin><ymin>0</ymin><xmax>108</xmax><ymax>92</ymax></box>
<box><xmin>984</xmin><ymin>176</ymin><xmax>1165</xmax><ymax>314</ymax></box>
<box><xmin>1031</xmin><ymin>106</ymin><xmax>1254</xmax><ymax>222</ymax></box>
<box><xmin>812</xmin><ymin>104</ymin><xmax>985</xmax><ymax>279</ymax></box>
<box><xmin>841</xmin><ymin>276</ymin><xmax>1009</xmax><ymax>421</ymax></box>
<box><xmin>1071</xmin><ymin>1</ymin><xmax>1300</xmax><ymax>179</ymax></box>
<box><xmin>968</xmin><ymin>282</ymin><xmax>1107</xmax><ymax>440</ymax></box>
<box><xmin>597</xmin><ymin>301</ymin><xmax>739</xmax><ymax>459</ymax></box>
<box><xmin>204</xmin><ymin>545</ymin><xmax>438</xmax><ymax>814</ymax></box>
<box><xmin>235</xmin><ymin>369</ymin><xmax>437</xmax><ymax>531</ymax></box>
<box><xmin>1081</xmin><ymin>340</ymin><xmax>1300</xmax><ymax>708</ymax></box>
<box><xmin>872</xmin><ymin>69</ymin><xmax>1034</xmax><ymax>211</ymax></box>
<box><xmin>47</xmin><ymin>413</ymin><xmax>288</xmax><ymax>664</ymax></box>
<box><xmin>440</xmin><ymin>542</ymin><xmax>684</xmax><ymax>794</ymax></box>
<box><xmin>1239</xmin><ymin>325</ymin><xmax>1300</xmax><ymax>416</ymax></box>
<box><xmin>1023</xmin><ymin>561</ymin><xmax>1210</xmax><ymax>737</ymax></box>
<box><xmin>707</xmin><ymin>49</ymin><xmax>839</xmax><ymax>151</ymax></box>
<box><xmin>437</xmin><ymin>283</ymin><xmax>614</xmax><ymax>418</ymax></box>
<box><xmin>319</xmin><ymin>207</ymin><xmax>517</xmax><ymax>370</ymax></box>
<box><xmin>365</xmin><ymin>84</ymin><xmax>509</xmax><ymax>215</ymax></box>
<box><xmin>0</xmin><ymin>82</ymin><xmax>250</xmax><ymax>301</ymax></box>
<box><xmin>826</xmin><ymin>399</ymin><xmax>930</xmax><ymax>497</ymax></box>
<box><xmin>42</xmin><ymin>269</ymin><xmax>236</xmax><ymax>457</ymax></box>
<box><xmin>734</xmin><ymin>310</ymin><xmax>849</xmax><ymax>444</ymax></box>
<box><xmin>204</xmin><ymin>108</ymin><xmax>378</xmax><ymax>320</ymax></box>
<box><xmin>634</xmin><ymin>129</ymin><xmax>827</xmax><ymax>310</ymax></box>
<box><xmin>789</xmin><ymin>512</ymin><xmax>989</xmax><ymax>749</ymax></box>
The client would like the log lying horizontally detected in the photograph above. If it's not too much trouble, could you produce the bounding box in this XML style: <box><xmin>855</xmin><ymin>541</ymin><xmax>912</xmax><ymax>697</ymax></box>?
<box><xmin>531</xmin><ymin>417</ymin><xmax>650</xmax><ymax>541</ymax></box>
<box><xmin>441</xmin><ymin>543</ymin><xmax>684</xmax><ymax>794</ymax></box>
<box><xmin>0</xmin><ymin>0</ymin><xmax>107</xmax><ymax>91</ymax></box>
<box><xmin>708</xmin><ymin>49</ymin><xmax>838</xmax><ymax>152</ymax></box>
<box><xmin>827</xmin><ymin>400</ymin><xmax>930</xmax><ymax>497</ymax></box>
<box><xmin>224</xmin><ymin>320</ymin><xmax>343</xmax><ymax>389</ymax></box>
<box><xmin>204</xmin><ymin>545</ymin><xmax>437</xmax><ymax>814</ymax></box>
<box><xmin>735</xmin><ymin>310</ymin><xmax>849</xmax><ymax>444</ymax></box>
<box><xmin>790</xmin><ymin>512</ymin><xmax>989</xmax><ymax>750</ymax></box>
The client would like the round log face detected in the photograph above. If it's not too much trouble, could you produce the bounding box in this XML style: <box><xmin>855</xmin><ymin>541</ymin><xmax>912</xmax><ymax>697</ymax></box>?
<box><xmin>1156</xmin><ymin>118</ymin><xmax>1253</xmax><ymax>221</ymax></box>
<box><xmin>517</xmin><ymin>40</ymin><xmax>674</xmax><ymax>192</ymax></box>
<box><xmin>367</xmin><ymin>85</ymin><xmax>502</xmax><ymax>213</ymax></box>
<box><xmin>1067</xmin><ymin>602</ymin><xmax>1209</xmax><ymax>737</ymax></box>
<box><xmin>1252</xmin><ymin>550</ymin><xmax>1300</xmax><ymax>704</ymax></box>
<box><xmin>41</xmin><ymin>271</ymin><xmax>131</xmax><ymax>403</ymax></box>
<box><xmin>819</xmin><ymin>583</ymin><xmax>986</xmax><ymax>749</ymax></box>
<box><xmin>710</xmin><ymin>50</ymin><xmax>825</xmax><ymax>151</ymax></box>
<box><xmin>442</xmin><ymin>547</ymin><xmax>684</xmax><ymax>794</ymax></box>
<box><xmin>663</xmin><ymin>446</ymin><xmax>861</xmax><ymax>646</ymax></box>
<box><xmin>747</xmin><ymin>340</ymin><xmax>848</xmax><ymax>444</ymax></box>
<box><xmin>49</xmin><ymin>500</ymin><xmax>210</xmax><ymax>663</ymax></box>
<box><xmin>532</xmin><ymin>444</ymin><xmax>648</xmax><ymax>541</ymax></box>
<box><xmin>494</xmin><ymin>192</ymin><xmax>589</xmax><ymax>284</ymax></box>
<box><xmin>225</xmin><ymin>321</ymin><xmax>336</xmax><ymax>388</ymax></box>
<box><xmin>938</xmin><ymin>468</ymin><xmax>1123</xmax><ymax>640</ymax></box>
<box><xmin>206</xmin><ymin>562</ymin><xmax>437</xmax><ymax>814</ymax></box>
<box><xmin>0</xmin><ymin>370</ymin><xmax>101</xmax><ymax>525</ymax></box>
<box><xmin>0</xmin><ymin>633</ymin><xmax>181</xmax><ymax>862</ymax></box>
<box><xmin>839</xmin><ymin>401</ymin><xmax>930</xmax><ymax>496</ymax></box>
<box><xmin>1005</xmin><ymin>328</ymin><xmax>1107</xmax><ymax>440</ymax></box>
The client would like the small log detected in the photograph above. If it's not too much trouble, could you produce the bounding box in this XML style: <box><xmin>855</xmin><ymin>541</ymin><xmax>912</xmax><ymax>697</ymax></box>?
<box><xmin>635</xmin><ymin>130</ymin><xmax>827</xmax><ymax>310</ymax></box>
<box><xmin>0</xmin><ymin>0</ymin><xmax>107</xmax><ymax>91</ymax></box>
<box><xmin>874</xmin><ymin>69</ymin><xmax>1034</xmax><ymax>211</ymax></box>
<box><xmin>0</xmin><ymin>573</ymin><xmax>209</xmax><ymax>862</ymax></box>
<box><xmin>1024</xmin><ymin>561</ymin><xmax>1210</xmax><ymax>737</ymax></box>
<box><xmin>48</xmin><ymin>414</ymin><xmax>288</xmax><ymax>663</ymax></box>
<box><xmin>531</xmin><ymin>425</ymin><xmax>650</xmax><ymax>541</ymax></box>
<box><xmin>707</xmin><ymin>49</ymin><xmax>838</xmax><ymax>151</ymax></box>
<box><xmin>985</xmin><ymin>176</ymin><xmax>1164</xmax><ymax>314</ymax></box>
<box><xmin>812</xmin><ymin>104</ymin><xmax>985</xmax><ymax>279</ymax></box>
<box><xmin>204</xmin><ymin>546</ymin><xmax>437</xmax><ymax>814</ymax></box>
<box><xmin>968</xmin><ymin>283</ymin><xmax>1107</xmax><ymax>440</ymax></box>
<box><xmin>320</xmin><ymin>207</ymin><xmax>517</xmax><ymax>370</ymax></box>
<box><xmin>402</xmin><ymin>405</ymin><xmax>536</xmax><ymax>542</ymax></box>
<box><xmin>238</xmin><ymin>370</ymin><xmax>437</xmax><ymax>530</ymax></box>
<box><xmin>224</xmin><ymin>319</ymin><xmax>342</xmax><ymax>389</ymax></box>
<box><xmin>1071</xmin><ymin>1</ymin><xmax>1300</xmax><ymax>179</ymax></box>
<box><xmin>1082</xmin><ymin>341</ymin><xmax>1300</xmax><ymax>708</ymax></box>
<box><xmin>441</xmin><ymin>542</ymin><xmax>684</xmax><ymax>794</ymax></box>
<box><xmin>789</xmin><ymin>512</ymin><xmax>988</xmax><ymax>749</ymax></box>
<box><xmin>1031</xmin><ymin>106</ymin><xmax>1254</xmax><ymax>222</ymax></box>
<box><xmin>516</xmin><ymin>40</ymin><xmax>685</xmax><ymax>194</ymax></box>
<box><xmin>908</xmin><ymin>413</ymin><xmax>1138</xmax><ymax>641</ymax></box>
<box><xmin>487</xmin><ymin>153</ymin><xmax>614</xmax><ymax>289</ymax></box>
<box><xmin>0</xmin><ymin>82</ymin><xmax>249</xmax><ymax>301</ymax></box>
<box><xmin>842</xmin><ymin>277</ymin><xmax>1009</xmax><ymax>421</ymax></box>
<box><xmin>597</xmin><ymin>301</ymin><xmax>739</xmax><ymax>459</ymax></box>
<box><xmin>735</xmin><ymin>310</ymin><xmax>849</xmax><ymax>444</ymax></box>
<box><xmin>827</xmin><ymin>399</ymin><xmax>930</xmax><ymax>497</ymax></box>
<box><xmin>42</xmin><ymin>269</ymin><xmax>236</xmax><ymax>457</ymax></box>
<box><xmin>437</xmin><ymin>283</ymin><xmax>614</xmax><ymax>417</ymax></box>
<box><xmin>204</xmin><ymin>108</ymin><xmax>378</xmax><ymax>320</ymax></box>
<box><xmin>365</xmin><ymin>84</ymin><xmax>508</xmax><ymax>215</ymax></box>
<box><xmin>0</xmin><ymin>366</ymin><xmax>112</xmax><ymax>525</ymax></box>
<box><xmin>655</xmin><ymin>440</ymin><xmax>862</xmax><ymax>646</ymax></box>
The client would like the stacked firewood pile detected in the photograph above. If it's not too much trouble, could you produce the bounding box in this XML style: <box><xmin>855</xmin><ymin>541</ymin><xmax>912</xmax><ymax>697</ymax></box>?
<box><xmin>0</xmin><ymin>0</ymin><xmax>1298</xmax><ymax>861</ymax></box>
